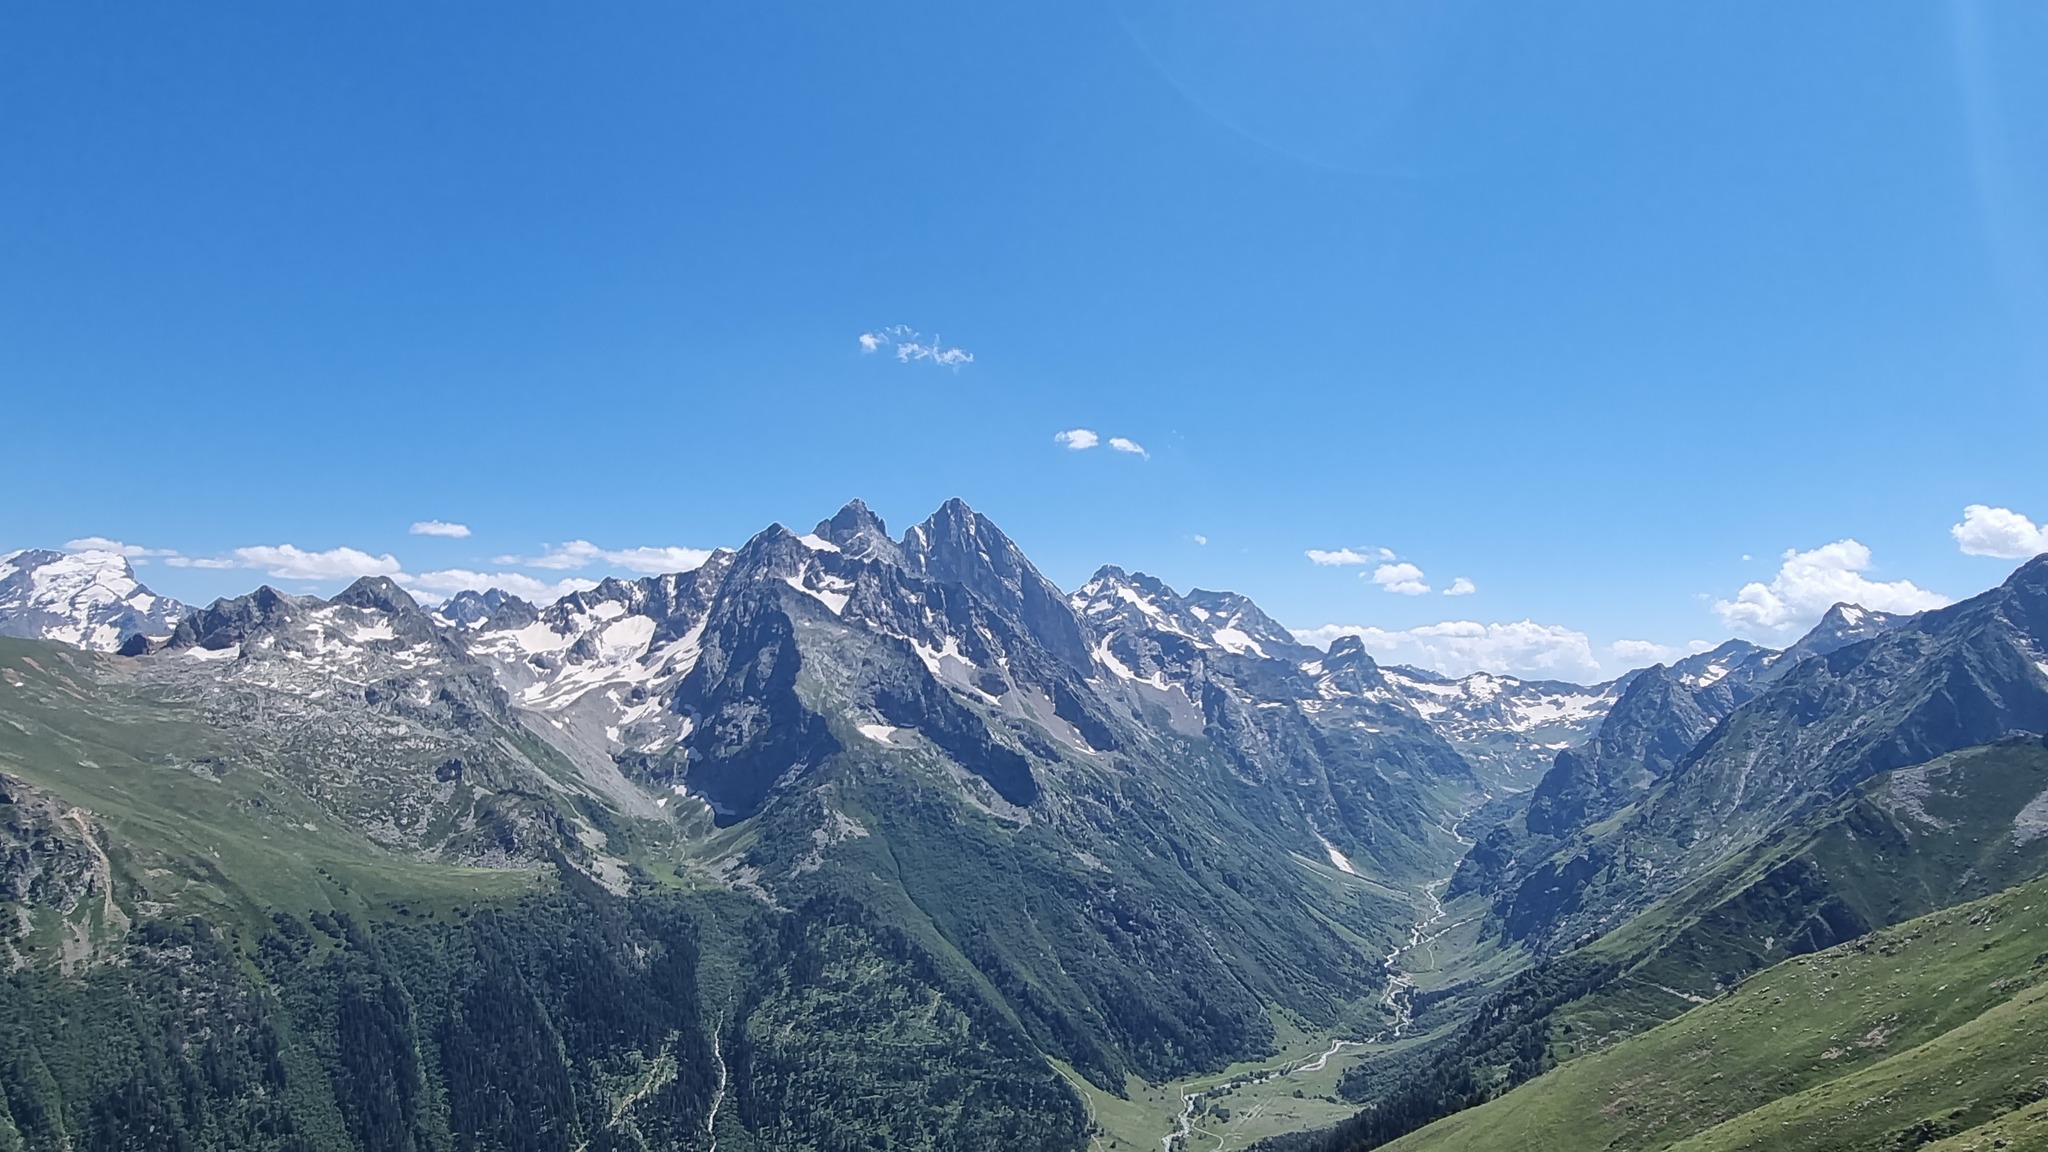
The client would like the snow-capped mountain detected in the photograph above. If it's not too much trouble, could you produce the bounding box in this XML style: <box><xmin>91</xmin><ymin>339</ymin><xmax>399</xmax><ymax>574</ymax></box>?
<box><xmin>0</xmin><ymin>548</ymin><xmax>187</xmax><ymax>651</ymax></box>
<box><xmin>1375</xmin><ymin>666</ymin><xmax>1628</xmax><ymax>787</ymax></box>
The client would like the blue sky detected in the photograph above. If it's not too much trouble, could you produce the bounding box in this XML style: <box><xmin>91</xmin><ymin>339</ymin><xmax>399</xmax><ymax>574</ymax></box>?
<box><xmin>5</xmin><ymin>2</ymin><xmax>2045</xmax><ymax>679</ymax></box>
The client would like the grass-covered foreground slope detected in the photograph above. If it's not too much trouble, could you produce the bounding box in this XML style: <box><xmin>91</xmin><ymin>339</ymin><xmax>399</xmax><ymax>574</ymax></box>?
<box><xmin>1379</xmin><ymin>871</ymin><xmax>2048</xmax><ymax>1152</ymax></box>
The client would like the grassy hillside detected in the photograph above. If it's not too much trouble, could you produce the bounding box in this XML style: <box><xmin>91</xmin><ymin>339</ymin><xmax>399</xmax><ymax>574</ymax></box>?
<box><xmin>0</xmin><ymin>638</ymin><xmax>1096</xmax><ymax>1150</ymax></box>
<box><xmin>1380</xmin><ymin>871</ymin><xmax>2048</xmax><ymax>1151</ymax></box>
<box><xmin>1266</xmin><ymin>738</ymin><xmax>2048</xmax><ymax>1152</ymax></box>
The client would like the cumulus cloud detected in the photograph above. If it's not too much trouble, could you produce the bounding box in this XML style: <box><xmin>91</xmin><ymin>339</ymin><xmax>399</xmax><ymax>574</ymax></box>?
<box><xmin>858</xmin><ymin>325</ymin><xmax>972</xmax><ymax>367</ymax></box>
<box><xmin>1192</xmin><ymin>534</ymin><xmax>1209</xmax><ymax>546</ymax></box>
<box><xmin>1443</xmin><ymin>577</ymin><xmax>1477</xmax><ymax>597</ymax></box>
<box><xmin>409</xmin><ymin>520</ymin><xmax>472</xmax><ymax>539</ymax></box>
<box><xmin>1712</xmin><ymin>539</ymin><xmax>1948</xmax><ymax>637</ymax></box>
<box><xmin>496</xmin><ymin>541</ymin><xmax>715</xmax><ymax>575</ymax></box>
<box><xmin>1951</xmin><ymin>504</ymin><xmax>2048</xmax><ymax>560</ymax></box>
<box><xmin>1305</xmin><ymin>547</ymin><xmax>1393</xmax><ymax>567</ymax></box>
<box><xmin>1293</xmin><ymin>620</ymin><xmax>1602</xmax><ymax>680</ymax></box>
<box><xmin>168</xmin><ymin>544</ymin><xmax>403</xmax><ymax>582</ymax></box>
<box><xmin>64</xmin><ymin>537</ymin><xmax>179</xmax><ymax>562</ymax></box>
<box><xmin>1608</xmin><ymin>638</ymin><xmax>1716</xmax><ymax>667</ymax></box>
<box><xmin>1108</xmin><ymin>437</ymin><xmax>1148</xmax><ymax>458</ymax></box>
<box><xmin>401</xmin><ymin>569</ymin><xmax>600</xmax><ymax>603</ymax></box>
<box><xmin>1371</xmin><ymin>562</ymin><xmax>1431</xmax><ymax>595</ymax></box>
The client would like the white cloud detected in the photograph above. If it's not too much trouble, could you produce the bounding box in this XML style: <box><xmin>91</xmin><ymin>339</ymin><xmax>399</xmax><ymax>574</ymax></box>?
<box><xmin>1192</xmin><ymin>534</ymin><xmax>1209</xmax><ymax>546</ymax></box>
<box><xmin>1294</xmin><ymin>619</ymin><xmax>1603</xmax><ymax>680</ymax></box>
<box><xmin>1443</xmin><ymin>577</ymin><xmax>1477</xmax><ymax>597</ymax></box>
<box><xmin>1054</xmin><ymin>428</ymin><xmax>1100</xmax><ymax>451</ymax></box>
<box><xmin>600</xmin><ymin>545</ymin><xmax>719</xmax><ymax>574</ymax></box>
<box><xmin>1951</xmin><ymin>504</ymin><xmax>2048</xmax><ymax>560</ymax></box>
<box><xmin>1305</xmin><ymin>547</ymin><xmax>1391</xmax><ymax>567</ymax></box>
<box><xmin>64</xmin><ymin>537</ymin><xmax>178</xmax><ymax>562</ymax></box>
<box><xmin>859</xmin><ymin>325</ymin><xmax>973</xmax><ymax>367</ymax></box>
<box><xmin>1608</xmin><ymin>638</ymin><xmax>1715</xmax><ymax>667</ymax></box>
<box><xmin>1108</xmin><ymin>437</ymin><xmax>1148</xmax><ymax>459</ymax></box>
<box><xmin>167</xmin><ymin>544</ymin><xmax>403</xmax><ymax>582</ymax></box>
<box><xmin>496</xmin><ymin>540</ymin><xmax>715</xmax><ymax>575</ymax></box>
<box><xmin>401</xmin><ymin>569</ymin><xmax>600</xmax><ymax>603</ymax></box>
<box><xmin>409</xmin><ymin>520</ymin><xmax>472</xmax><ymax>539</ymax></box>
<box><xmin>1712</xmin><ymin>539</ymin><xmax>1948</xmax><ymax>637</ymax></box>
<box><xmin>1371</xmin><ymin>562</ymin><xmax>1431</xmax><ymax>596</ymax></box>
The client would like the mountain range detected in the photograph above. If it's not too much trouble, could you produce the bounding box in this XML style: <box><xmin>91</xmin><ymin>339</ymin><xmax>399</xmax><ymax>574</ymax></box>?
<box><xmin>2</xmin><ymin>500</ymin><xmax>2045</xmax><ymax>1152</ymax></box>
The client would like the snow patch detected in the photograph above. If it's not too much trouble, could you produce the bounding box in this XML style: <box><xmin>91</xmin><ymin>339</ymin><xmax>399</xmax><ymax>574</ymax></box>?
<box><xmin>1316</xmin><ymin>834</ymin><xmax>1358</xmax><ymax>875</ymax></box>
<box><xmin>784</xmin><ymin>575</ymin><xmax>849</xmax><ymax>615</ymax></box>
<box><xmin>1210</xmin><ymin>627</ymin><xmax>1266</xmax><ymax>657</ymax></box>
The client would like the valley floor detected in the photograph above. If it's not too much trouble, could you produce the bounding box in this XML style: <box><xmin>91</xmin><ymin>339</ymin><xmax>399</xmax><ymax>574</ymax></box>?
<box><xmin>1073</xmin><ymin>838</ymin><xmax>1501</xmax><ymax>1152</ymax></box>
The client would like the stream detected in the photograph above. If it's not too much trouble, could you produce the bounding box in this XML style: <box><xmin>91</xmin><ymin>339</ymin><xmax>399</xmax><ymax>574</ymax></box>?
<box><xmin>1155</xmin><ymin>805</ymin><xmax>1482</xmax><ymax>1150</ymax></box>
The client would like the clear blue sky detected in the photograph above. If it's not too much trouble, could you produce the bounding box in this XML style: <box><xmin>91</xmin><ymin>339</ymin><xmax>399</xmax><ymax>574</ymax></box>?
<box><xmin>5</xmin><ymin>2</ymin><xmax>2045</xmax><ymax>678</ymax></box>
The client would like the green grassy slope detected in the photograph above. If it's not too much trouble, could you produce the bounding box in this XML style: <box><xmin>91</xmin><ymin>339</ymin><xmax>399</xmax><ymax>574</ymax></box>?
<box><xmin>1268</xmin><ymin>739</ymin><xmax>2048</xmax><ymax>1152</ymax></box>
<box><xmin>1381</xmin><ymin>873</ymin><xmax>2048</xmax><ymax>1151</ymax></box>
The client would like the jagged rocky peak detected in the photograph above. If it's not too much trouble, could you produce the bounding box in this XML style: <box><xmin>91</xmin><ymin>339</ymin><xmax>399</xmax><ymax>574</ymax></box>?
<box><xmin>161</xmin><ymin>585</ymin><xmax>311</xmax><ymax>652</ymax></box>
<box><xmin>1322</xmin><ymin>634</ymin><xmax>1377</xmax><ymax>670</ymax></box>
<box><xmin>1668</xmin><ymin>638</ymin><xmax>1774</xmax><ymax>690</ymax></box>
<box><xmin>1073</xmin><ymin>565</ymin><xmax>1298</xmax><ymax>659</ymax></box>
<box><xmin>903</xmin><ymin>499</ymin><xmax>1092</xmax><ymax>666</ymax></box>
<box><xmin>1182</xmin><ymin>588</ymin><xmax>1300</xmax><ymax>656</ymax></box>
<box><xmin>0</xmin><ymin>547</ymin><xmax>188</xmax><ymax>652</ymax></box>
<box><xmin>1311</xmin><ymin>634</ymin><xmax>1394</xmax><ymax>693</ymax></box>
<box><xmin>1781</xmin><ymin>602</ymin><xmax>1908</xmax><ymax>663</ymax></box>
<box><xmin>330</xmin><ymin>575</ymin><xmax>426</xmax><ymax>618</ymax></box>
<box><xmin>437</xmin><ymin>587</ymin><xmax>539</xmax><ymax>630</ymax></box>
<box><xmin>902</xmin><ymin>499</ymin><xmax>1038</xmax><ymax>590</ymax></box>
<box><xmin>811</xmin><ymin>498</ymin><xmax>901</xmax><ymax>564</ymax></box>
<box><xmin>1072</xmin><ymin>565</ymin><xmax>1193</xmax><ymax>627</ymax></box>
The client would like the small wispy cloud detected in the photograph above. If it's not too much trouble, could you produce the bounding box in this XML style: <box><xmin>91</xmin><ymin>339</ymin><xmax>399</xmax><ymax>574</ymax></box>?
<box><xmin>64</xmin><ymin>537</ymin><xmax>179</xmax><ymax>563</ymax></box>
<box><xmin>1443</xmin><ymin>577</ymin><xmax>1477</xmax><ymax>596</ymax></box>
<box><xmin>1293</xmin><ymin>619</ymin><xmax>1602</xmax><ymax>679</ymax></box>
<box><xmin>1609</xmin><ymin>638</ymin><xmax>1716</xmax><ymax>667</ymax></box>
<box><xmin>1305</xmin><ymin>548</ymin><xmax>1388</xmax><ymax>567</ymax></box>
<box><xmin>1952</xmin><ymin>504</ymin><xmax>2048</xmax><ymax>559</ymax></box>
<box><xmin>1192</xmin><ymin>534</ymin><xmax>1209</xmax><ymax>546</ymax></box>
<box><xmin>1371</xmin><ymin>562</ymin><xmax>1432</xmax><ymax>596</ymax></box>
<box><xmin>1053</xmin><ymin>427</ymin><xmax>1148</xmax><ymax>459</ymax></box>
<box><xmin>402</xmin><ymin>569</ymin><xmax>600</xmax><ymax>603</ymax></box>
<box><xmin>858</xmin><ymin>325</ymin><xmax>973</xmax><ymax>368</ymax></box>
<box><xmin>167</xmin><ymin>544</ymin><xmax>403</xmax><ymax>582</ymax></box>
<box><xmin>495</xmin><ymin>541</ymin><xmax>716</xmax><ymax>575</ymax></box>
<box><xmin>409</xmin><ymin>520</ymin><xmax>472</xmax><ymax>539</ymax></box>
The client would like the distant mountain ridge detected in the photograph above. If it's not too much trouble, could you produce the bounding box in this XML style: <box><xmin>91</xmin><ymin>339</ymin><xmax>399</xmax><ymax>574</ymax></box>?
<box><xmin>4</xmin><ymin>505</ymin><xmax>2045</xmax><ymax>1152</ymax></box>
